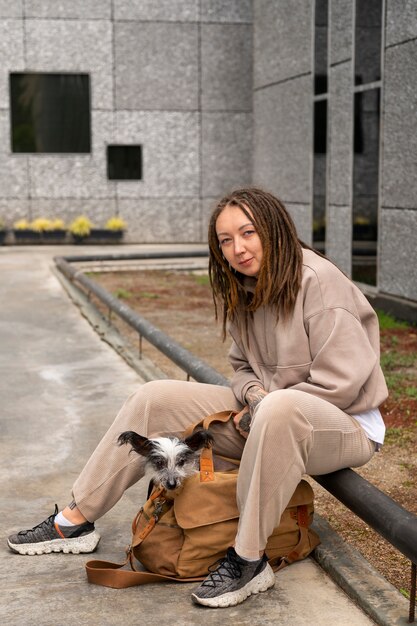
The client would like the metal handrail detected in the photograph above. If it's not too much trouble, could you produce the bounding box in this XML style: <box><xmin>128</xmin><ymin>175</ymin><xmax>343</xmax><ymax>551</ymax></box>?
<box><xmin>54</xmin><ymin>251</ymin><xmax>417</xmax><ymax>622</ymax></box>
<box><xmin>54</xmin><ymin>253</ymin><xmax>228</xmax><ymax>388</ymax></box>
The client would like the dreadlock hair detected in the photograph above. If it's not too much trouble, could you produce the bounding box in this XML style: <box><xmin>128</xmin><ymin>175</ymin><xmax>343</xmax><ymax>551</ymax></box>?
<box><xmin>208</xmin><ymin>187</ymin><xmax>303</xmax><ymax>340</ymax></box>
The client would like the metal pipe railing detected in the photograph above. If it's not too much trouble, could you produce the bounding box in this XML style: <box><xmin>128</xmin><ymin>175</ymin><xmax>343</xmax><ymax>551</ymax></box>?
<box><xmin>314</xmin><ymin>469</ymin><xmax>417</xmax><ymax>622</ymax></box>
<box><xmin>54</xmin><ymin>254</ymin><xmax>228</xmax><ymax>388</ymax></box>
<box><xmin>55</xmin><ymin>251</ymin><xmax>417</xmax><ymax>622</ymax></box>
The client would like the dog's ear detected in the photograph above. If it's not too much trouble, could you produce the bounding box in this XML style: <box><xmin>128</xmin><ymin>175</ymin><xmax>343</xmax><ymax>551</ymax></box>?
<box><xmin>184</xmin><ymin>429</ymin><xmax>214</xmax><ymax>452</ymax></box>
<box><xmin>118</xmin><ymin>431</ymin><xmax>153</xmax><ymax>457</ymax></box>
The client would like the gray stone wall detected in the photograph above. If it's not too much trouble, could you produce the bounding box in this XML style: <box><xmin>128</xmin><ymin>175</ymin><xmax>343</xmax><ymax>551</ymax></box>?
<box><xmin>0</xmin><ymin>0</ymin><xmax>416</xmax><ymax>304</ymax></box>
<box><xmin>252</xmin><ymin>0</ymin><xmax>417</xmax><ymax>302</ymax></box>
<box><xmin>252</xmin><ymin>0</ymin><xmax>313</xmax><ymax>244</ymax></box>
<box><xmin>0</xmin><ymin>1</ymin><xmax>252</xmax><ymax>243</ymax></box>
<box><xmin>326</xmin><ymin>0</ymin><xmax>353</xmax><ymax>275</ymax></box>
<box><xmin>380</xmin><ymin>7</ymin><xmax>417</xmax><ymax>300</ymax></box>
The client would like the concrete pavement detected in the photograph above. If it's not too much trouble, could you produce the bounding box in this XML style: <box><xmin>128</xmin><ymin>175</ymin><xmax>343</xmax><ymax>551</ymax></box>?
<box><xmin>0</xmin><ymin>245</ymin><xmax>405</xmax><ymax>625</ymax></box>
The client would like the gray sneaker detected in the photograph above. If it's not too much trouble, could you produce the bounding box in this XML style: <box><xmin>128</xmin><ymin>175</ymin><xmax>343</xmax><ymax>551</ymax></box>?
<box><xmin>191</xmin><ymin>547</ymin><xmax>275</xmax><ymax>608</ymax></box>
<box><xmin>7</xmin><ymin>505</ymin><xmax>100</xmax><ymax>555</ymax></box>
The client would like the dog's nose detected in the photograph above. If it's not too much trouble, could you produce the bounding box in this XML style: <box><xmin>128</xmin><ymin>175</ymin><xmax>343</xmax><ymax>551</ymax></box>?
<box><xmin>166</xmin><ymin>480</ymin><xmax>177</xmax><ymax>490</ymax></box>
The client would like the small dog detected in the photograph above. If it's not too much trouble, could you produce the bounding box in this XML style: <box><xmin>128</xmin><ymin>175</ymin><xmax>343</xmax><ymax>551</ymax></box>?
<box><xmin>118</xmin><ymin>429</ymin><xmax>214</xmax><ymax>491</ymax></box>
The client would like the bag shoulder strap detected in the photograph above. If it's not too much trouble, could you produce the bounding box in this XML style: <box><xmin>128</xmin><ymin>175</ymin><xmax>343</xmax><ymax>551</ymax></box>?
<box><xmin>183</xmin><ymin>409</ymin><xmax>236</xmax><ymax>438</ymax></box>
<box><xmin>85</xmin><ymin>556</ymin><xmax>205</xmax><ymax>588</ymax></box>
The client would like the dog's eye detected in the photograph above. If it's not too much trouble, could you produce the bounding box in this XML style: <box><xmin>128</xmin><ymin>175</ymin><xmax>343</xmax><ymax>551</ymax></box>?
<box><xmin>154</xmin><ymin>459</ymin><xmax>165</xmax><ymax>469</ymax></box>
<box><xmin>177</xmin><ymin>459</ymin><xmax>185</xmax><ymax>467</ymax></box>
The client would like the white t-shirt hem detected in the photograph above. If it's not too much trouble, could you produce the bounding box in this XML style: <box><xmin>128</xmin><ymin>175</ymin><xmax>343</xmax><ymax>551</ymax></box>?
<box><xmin>352</xmin><ymin>407</ymin><xmax>386</xmax><ymax>445</ymax></box>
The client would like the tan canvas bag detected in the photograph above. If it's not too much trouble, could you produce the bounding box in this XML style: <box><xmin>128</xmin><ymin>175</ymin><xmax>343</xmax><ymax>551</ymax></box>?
<box><xmin>86</xmin><ymin>411</ymin><xmax>320</xmax><ymax>588</ymax></box>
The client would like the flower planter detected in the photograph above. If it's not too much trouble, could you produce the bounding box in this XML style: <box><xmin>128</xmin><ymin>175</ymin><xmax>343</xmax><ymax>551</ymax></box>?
<box><xmin>13</xmin><ymin>229</ymin><xmax>42</xmax><ymax>245</ymax></box>
<box><xmin>13</xmin><ymin>229</ymin><xmax>68</xmax><ymax>244</ymax></box>
<box><xmin>71</xmin><ymin>229</ymin><xmax>124</xmax><ymax>245</ymax></box>
<box><xmin>42</xmin><ymin>230</ymin><xmax>68</xmax><ymax>244</ymax></box>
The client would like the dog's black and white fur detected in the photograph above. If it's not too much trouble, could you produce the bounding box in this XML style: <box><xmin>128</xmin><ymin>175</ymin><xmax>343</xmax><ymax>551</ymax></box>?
<box><xmin>118</xmin><ymin>429</ymin><xmax>214</xmax><ymax>491</ymax></box>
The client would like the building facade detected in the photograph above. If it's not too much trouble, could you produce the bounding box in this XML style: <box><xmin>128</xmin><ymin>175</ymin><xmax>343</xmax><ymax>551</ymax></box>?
<box><xmin>0</xmin><ymin>0</ymin><xmax>416</xmax><ymax>302</ymax></box>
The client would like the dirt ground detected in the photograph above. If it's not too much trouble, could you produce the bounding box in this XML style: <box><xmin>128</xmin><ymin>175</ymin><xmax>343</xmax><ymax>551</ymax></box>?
<box><xmin>91</xmin><ymin>269</ymin><xmax>417</xmax><ymax>602</ymax></box>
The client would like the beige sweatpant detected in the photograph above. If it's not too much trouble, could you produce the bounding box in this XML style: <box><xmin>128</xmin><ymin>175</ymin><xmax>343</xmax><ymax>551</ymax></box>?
<box><xmin>72</xmin><ymin>380</ymin><xmax>374</xmax><ymax>559</ymax></box>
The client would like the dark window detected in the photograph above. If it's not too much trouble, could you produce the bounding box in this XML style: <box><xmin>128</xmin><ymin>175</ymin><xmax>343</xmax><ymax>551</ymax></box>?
<box><xmin>314</xmin><ymin>100</ymin><xmax>327</xmax><ymax>154</ymax></box>
<box><xmin>312</xmin><ymin>0</ymin><xmax>328</xmax><ymax>251</ymax></box>
<box><xmin>354</xmin><ymin>0</ymin><xmax>383</xmax><ymax>85</ymax></box>
<box><xmin>314</xmin><ymin>0</ymin><xmax>328</xmax><ymax>95</ymax></box>
<box><xmin>107</xmin><ymin>145</ymin><xmax>142</xmax><ymax>180</ymax></box>
<box><xmin>352</xmin><ymin>88</ymin><xmax>380</xmax><ymax>285</ymax></box>
<box><xmin>313</xmin><ymin>100</ymin><xmax>327</xmax><ymax>250</ymax></box>
<box><xmin>10</xmin><ymin>73</ymin><xmax>91</xmax><ymax>153</ymax></box>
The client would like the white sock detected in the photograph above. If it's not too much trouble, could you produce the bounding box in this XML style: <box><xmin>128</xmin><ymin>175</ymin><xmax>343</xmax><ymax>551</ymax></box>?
<box><xmin>54</xmin><ymin>511</ymin><xmax>77</xmax><ymax>527</ymax></box>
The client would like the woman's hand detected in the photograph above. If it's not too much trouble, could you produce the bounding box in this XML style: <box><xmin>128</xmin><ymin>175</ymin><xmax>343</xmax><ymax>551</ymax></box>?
<box><xmin>246</xmin><ymin>385</ymin><xmax>268</xmax><ymax>416</ymax></box>
<box><xmin>233</xmin><ymin>385</ymin><xmax>268</xmax><ymax>438</ymax></box>
<box><xmin>233</xmin><ymin>407</ymin><xmax>252</xmax><ymax>439</ymax></box>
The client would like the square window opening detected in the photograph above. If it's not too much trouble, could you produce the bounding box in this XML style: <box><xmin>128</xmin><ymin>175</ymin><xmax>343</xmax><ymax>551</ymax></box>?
<box><xmin>10</xmin><ymin>72</ymin><xmax>91</xmax><ymax>153</ymax></box>
<box><xmin>107</xmin><ymin>145</ymin><xmax>142</xmax><ymax>181</ymax></box>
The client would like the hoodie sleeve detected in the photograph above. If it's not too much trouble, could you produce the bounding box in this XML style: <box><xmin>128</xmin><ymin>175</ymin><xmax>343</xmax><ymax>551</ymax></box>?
<box><xmin>291</xmin><ymin>306</ymin><xmax>386</xmax><ymax>410</ymax></box>
<box><xmin>228</xmin><ymin>339</ymin><xmax>263</xmax><ymax>404</ymax></box>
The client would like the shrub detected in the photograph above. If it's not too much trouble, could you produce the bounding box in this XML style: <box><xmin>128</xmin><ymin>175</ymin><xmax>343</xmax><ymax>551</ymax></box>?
<box><xmin>69</xmin><ymin>215</ymin><xmax>93</xmax><ymax>237</ymax></box>
<box><xmin>13</xmin><ymin>219</ymin><xmax>30</xmax><ymax>230</ymax></box>
<box><xmin>31</xmin><ymin>218</ymin><xmax>53</xmax><ymax>232</ymax></box>
<box><xmin>105</xmin><ymin>216</ymin><xmax>127</xmax><ymax>232</ymax></box>
<box><xmin>47</xmin><ymin>218</ymin><xmax>66</xmax><ymax>231</ymax></box>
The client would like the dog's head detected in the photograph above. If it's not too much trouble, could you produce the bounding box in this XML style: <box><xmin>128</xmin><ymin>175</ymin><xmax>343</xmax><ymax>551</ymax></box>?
<box><xmin>117</xmin><ymin>429</ymin><xmax>214</xmax><ymax>491</ymax></box>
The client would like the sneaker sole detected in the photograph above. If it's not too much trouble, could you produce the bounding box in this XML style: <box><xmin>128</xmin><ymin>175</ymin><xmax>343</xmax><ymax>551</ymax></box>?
<box><xmin>7</xmin><ymin>530</ymin><xmax>101</xmax><ymax>556</ymax></box>
<box><xmin>191</xmin><ymin>563</ymin><xmax>275</xmax><ymax>608</ymax></box>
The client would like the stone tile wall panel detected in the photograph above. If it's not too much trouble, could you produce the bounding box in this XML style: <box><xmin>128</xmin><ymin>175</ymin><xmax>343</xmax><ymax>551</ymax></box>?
<box><xmin>0</xmin><ymin>198</ymin><xmax>30</xmax><ymax>225</ymax></box>
<box><xmin>379</xmin><ymin>208</ymin><xmax>417</xmax><ymax>300</ymax></box>
<box><xmin>385</xmin><ymin>0</ymin><xmax>417</xmax><ymax>47</ymax></box>
<box><xmin>114</xmin><ymin>0</ymin><xmax>198</xmax><ymax>21</ymax></box>
<box><xmin>30</xmin><ymin>198</ymin><xmax>118</xmax><ymax>228</ymax></box>
<box><xmin>28</xmin><ymin>112</ymin><xmax>115</xmax><ymax>198</ymax></box>
<box><xmin>25</xmin><ymin>19</ymin><xmax>113</xmax><ymax>110</ymax></box>
<box><xmin>201</xmin><ymin>0</ymin><xmax>252</xmax><ymax>23</ymax></box>
<box><xmin>254</xmin><ymin>0</ymin><xmax>312</xmax><ymax>88</ymax></box>
<box><xmin>0</xmin><ymin>20</ymin><xmax>24</xmax><ymax>109</ymax></box>
<box><xmin>114</xmin><ymin>111</ymin><xmax>199</xmax><ymax>197</ymax></box>
<box><xmin>0</xmin><ymin>1</ymin><xmax>22</xmax><ymax>17</ymax></box>
<box><xmin>0</xmin><ymin>111</ymin><xmax>29</xmax><ymax>198</ymax></box>
<box><xmin>117</xmin><ymin>197</ymin><xmax>201</xmax><ymax>242</ymax></box>
<box><xmin>24</xmin><ymin>0</ymin><xmax>111</xmax><ymax>19</ymax></box>
<box><xmin>253</xmin><ymin>78</ymin><xmax>312</xmax><ymax>204</ymax></box>
<box><xmin>381</xmin><ymin>40</ymin><xmax>417</xmax><ymax>209</ymax></box>
<box><xmin>202</xmin><ymin>112</ymin><xmax>252</xmax><ymax>197</ymax></box>
<box><xmin>329</xmin><ymin>0</ymin><xmax>352</xmax><ymax>65</ymax></box>
<box><xmin>114</xmin><ymin>21</ymin><xmax>198</xmax><ymax>110</ymax></box>
<box><xmin>328</xmin><ymin>62</ymin><xmax>353</xmax><ymax>207</ymax></box>
<box><xmin>201</xmin><ymin>23</ymin><xmax>252</xmax><ymax>111</ymax></box>
<box><xmin>326</xmin><ymin>205</ymin><xmax>352</xmax><ymax>275</ymax></box>
<box><xmin>285</xmin><ymin>202</ymin><xmax>312</xmax><ymax>245</ymax></box>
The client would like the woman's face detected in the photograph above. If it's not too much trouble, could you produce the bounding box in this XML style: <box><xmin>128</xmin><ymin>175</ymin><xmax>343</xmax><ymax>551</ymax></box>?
<box><xmin>215</xmin><ymin>204</ymin><xmax>263</xmax><ymax>277</ymax></box>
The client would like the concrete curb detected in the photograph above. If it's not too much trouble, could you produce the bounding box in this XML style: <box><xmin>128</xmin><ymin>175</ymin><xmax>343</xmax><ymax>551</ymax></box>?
<box><xmin>313</xmin><ymin>516</ymin><xmax>411</xmax><ymax>625</ymax></box>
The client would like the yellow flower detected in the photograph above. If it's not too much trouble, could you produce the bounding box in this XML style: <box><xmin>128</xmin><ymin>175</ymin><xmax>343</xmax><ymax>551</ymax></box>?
<box><xmin>31</xmin><ymin>218</ymin><xmax>52</xmax><ymax>232</ymax></box>
<box><xmin>14</xmin><ymin>219</ymin><xmax>30</xmax><ymax>230</ymax></box>
<box><xmin>48</xmin><ymin>219</ymin><xmax>66</xmax><ymax>231</ymax></box>
<box><xmin>105</xmin><ymin>216</ymin><xmax>127</xmax><ymax>232</ymax></box>
<box><xmin>69</xmin><ymin>215</ymin><xmax>93</xmax><ymax>237</ymax></box>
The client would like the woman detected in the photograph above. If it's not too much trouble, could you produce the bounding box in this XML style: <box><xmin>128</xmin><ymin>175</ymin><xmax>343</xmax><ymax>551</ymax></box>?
<box><xmin>8</xmin><ymin>188</ymin><xmax>388</xmax><ymax>608</ymax></box>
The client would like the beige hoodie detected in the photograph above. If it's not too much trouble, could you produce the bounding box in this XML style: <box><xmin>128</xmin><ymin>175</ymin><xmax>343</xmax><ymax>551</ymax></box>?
<box><xmin>228</xmin><ymin>248</ymin><xmax>388</xmax><ymax>415</ymax></box>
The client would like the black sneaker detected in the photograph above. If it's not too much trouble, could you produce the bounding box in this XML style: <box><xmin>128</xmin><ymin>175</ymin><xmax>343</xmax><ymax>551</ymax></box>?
<box><xmin>191</xmin><ymin>547</ymin><xmax>275</xmax><ymax>608</ymax></box>
<box><xmin>7</xmin><ymin>505</ymin><xmax>100</xmax><ymax>555</ymax></box>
